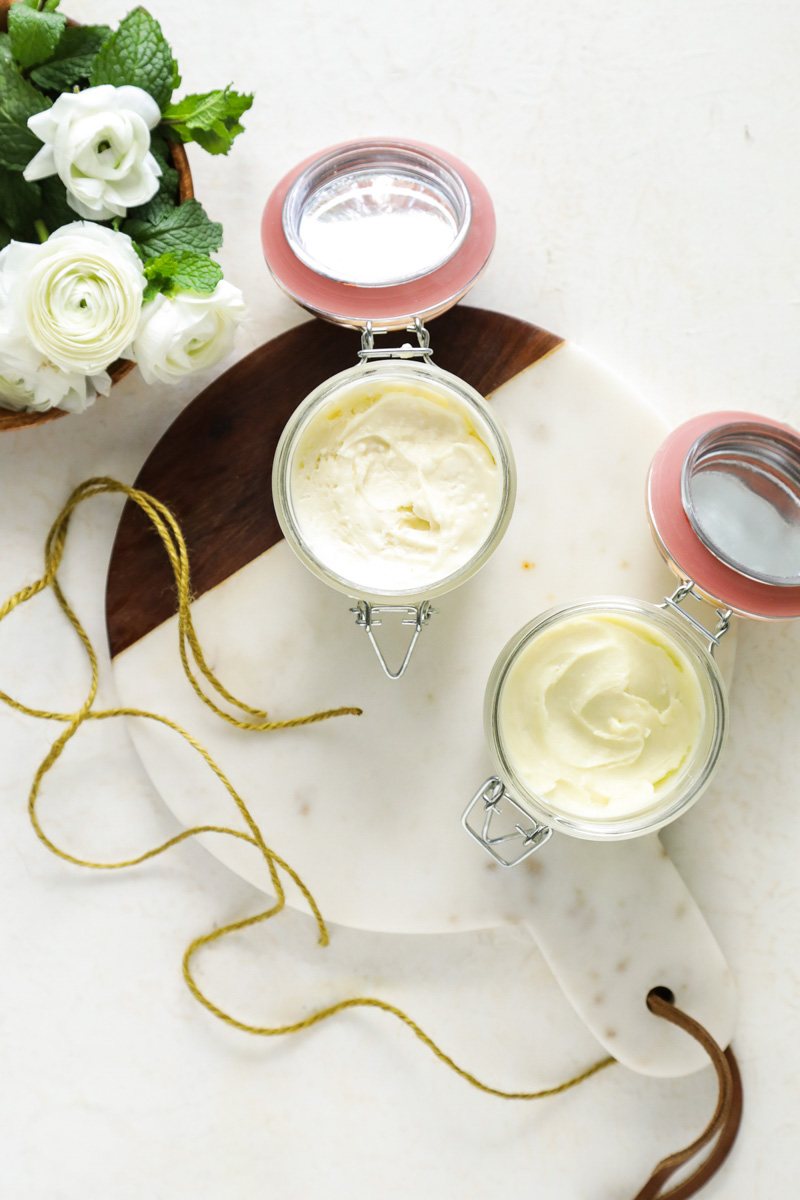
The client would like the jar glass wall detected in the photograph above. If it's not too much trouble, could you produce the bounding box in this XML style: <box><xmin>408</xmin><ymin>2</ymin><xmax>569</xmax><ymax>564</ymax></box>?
<box><xmin>272</xmin><ymin>358</ymin><xmax>516</xmax><ymax>605</ymax></box>
<box><xmin>484</xmin><ymin>597</ymin><xmax>728</xmax><ymax>842</ymax></box>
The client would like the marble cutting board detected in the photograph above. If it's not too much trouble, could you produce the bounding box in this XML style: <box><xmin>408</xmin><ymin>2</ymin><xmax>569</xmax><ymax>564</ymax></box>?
<box><xmin>106</xmin><ymin>306</ymin><xmax>737</xmax><ymax>1078</ymax></box>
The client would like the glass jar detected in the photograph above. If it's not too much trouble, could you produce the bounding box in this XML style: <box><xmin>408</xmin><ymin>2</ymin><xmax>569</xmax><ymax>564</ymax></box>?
<box><xmin>464</xmin><ymin>411</ymin><xmax>800</xmax><ymax>863</ymax></box>
<box><xmin>273</xmin><ymin>356</ymin><xmax>515</xmax><ymax>590</ymax></box>
<box><xmin>263</xmin><ymin>138</ymin><xmax>512</xmax><ymax>677</ymax></box>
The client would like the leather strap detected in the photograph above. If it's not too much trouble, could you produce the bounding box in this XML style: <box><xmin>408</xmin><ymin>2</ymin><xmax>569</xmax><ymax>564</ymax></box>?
<box><xmin>633</xmin><ymin>989</ymin><xmax>743</xmax><ymax>1200</ymax></box>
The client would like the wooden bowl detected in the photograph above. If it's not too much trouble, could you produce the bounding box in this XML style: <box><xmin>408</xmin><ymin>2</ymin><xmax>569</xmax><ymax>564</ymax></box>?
<box><xmin>0</xmin><ymin>0</ymin><xmax>194</xmax><ymax>432</ymax></box>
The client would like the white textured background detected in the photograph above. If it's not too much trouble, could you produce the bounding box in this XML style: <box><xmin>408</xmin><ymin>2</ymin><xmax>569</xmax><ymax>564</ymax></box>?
<box><xmin>1</xmin><ymin>1</ymin><xmax>799</xmax><ymax>1196</ymax></box>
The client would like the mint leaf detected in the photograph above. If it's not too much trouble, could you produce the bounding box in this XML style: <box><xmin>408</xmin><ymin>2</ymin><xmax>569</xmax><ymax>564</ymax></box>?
<box><xmin>148</xmin><ymin>130</ymin><xmax>174</xmax><ymax>174</ymax></box>
<box><xmin>0</xmin><ymin>58</ymin><xmax>51</xmax><ymax>171</ymax></box>
<box><xmin>0</xmin><ymin>34</ymin><xmax>13</xmax><ymax>65</ymax></box>
<box><xmin>39</xmin><ymin>175</ymin><xmax>78</xmax><ymax>228</ymax></box>
<box><xmin>8</xmin><ymin>4</ymin><xmax>65</xmax><ymax>70</ymax></box>
<box><xmin>162</xmin><ymin>87</ymin><xmax>252</xmax><ymax>155</ymax></box>
<box><xmin>163</xmin><ymin>91</ymin><xmax>225</xmax><ymax>131</ymax></box>
<box><xmin>144</xmin><ymin>249</ymin><xmax>222</xmax><ymax>296</ymax></box>
<box><xmin>123</xmin><ymin>198</ymin><xmax>222</xmax><ymax>258</ymax></box>
<box><xmin>30</xmin><ymin>24</ymin><xmax>111</xmax><ymax>92</ymax></box>
<box><xmin>90</xmin><ymin>7</ymin><xmax>175</xmax><ymax>111</ymax></box>
<box><xmin>0</xmin><ymin>165</ymin><xmax>41</xmax><ymax>236</ymax></box>
<box><xmin>188</xmin><ymin>121</ymin><xmax>239</xmax><ymax>156</ymax></box>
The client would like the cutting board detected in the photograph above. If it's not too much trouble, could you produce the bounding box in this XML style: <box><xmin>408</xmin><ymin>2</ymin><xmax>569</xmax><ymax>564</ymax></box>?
<box><xmin>106</xmin><ymin>305</ymin><xmax>737</xmax><ymax>1077</ymax></box>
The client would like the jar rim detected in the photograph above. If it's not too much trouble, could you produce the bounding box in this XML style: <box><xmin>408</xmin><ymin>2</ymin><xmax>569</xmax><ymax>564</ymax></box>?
<box><xmin>282</xmin><ymin>140</ymin><xmax>473</xmax><ymax>289</ymax></box>
<box><xmin>262</xmin><ymin>138</ymin><xmax>496</xmax><ymax>329</ymax></box>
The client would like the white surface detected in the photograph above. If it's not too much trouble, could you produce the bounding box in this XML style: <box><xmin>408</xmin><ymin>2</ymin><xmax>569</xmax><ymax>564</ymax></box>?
<box><xmin>111</xmin><ymin>344</ymin><xmax>737</xmax><ymax>1077</ymax></box>
<box><xmin>1</xmin><ymin>0</ymin><xmax>799</xmax><ymax>1194</ymax></box>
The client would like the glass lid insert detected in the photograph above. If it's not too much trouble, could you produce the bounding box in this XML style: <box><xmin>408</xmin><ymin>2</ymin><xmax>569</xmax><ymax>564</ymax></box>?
<box><xmin>281</xmin><ymin>140</ymin><xmax>472</xmax><ymax>288</ymax></box>
<box><xmin>681</xmin><ymin>420</ymin><xmax>800</xmax><ymax>587</ymax></box>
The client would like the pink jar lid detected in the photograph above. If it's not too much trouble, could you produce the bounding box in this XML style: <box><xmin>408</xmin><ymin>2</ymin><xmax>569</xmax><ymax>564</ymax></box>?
<box><xmin>647</xmin><ymin>411</ymin><xmax>800</xmax><ymax>619</ymax></box>
<box><xmin>261</xmin><ymin>138</ymin><xmax>495</xmax><ymax>329</ymax></box>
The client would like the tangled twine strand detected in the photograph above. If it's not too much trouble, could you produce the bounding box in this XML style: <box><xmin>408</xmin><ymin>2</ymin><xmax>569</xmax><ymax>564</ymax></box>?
<box><xmin>0</xmin><ymin>475</ymin><xmax>613</xmax><ymax>1101</ymax></box>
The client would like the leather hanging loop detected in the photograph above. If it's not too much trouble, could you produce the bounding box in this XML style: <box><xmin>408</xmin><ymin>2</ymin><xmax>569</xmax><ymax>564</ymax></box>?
<box><xmin>633</xmin><ymin>988</ymin><xmax>743</xmax><ymax>1200</ymax></box>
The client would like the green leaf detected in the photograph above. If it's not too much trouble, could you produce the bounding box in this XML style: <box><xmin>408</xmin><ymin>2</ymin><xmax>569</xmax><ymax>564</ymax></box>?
<box><xmin>0</xmin><ymin>33</ymin><xmax>13</xmax><ymax>65</ymax></box>
<box><xmin>143</xmin><ymin>249</ymin><xmax>222</xmax><ymax>295</ymax></box>
<box><xmin>0</xmin><ymin>58</ymin><xmax>51</xmax><ymax>171</ymax></box>
<box><xmin>0</xmin><ymin>165</ymin><xmax>41</xmax><ymax>236</ymax></box>
<box><xmin>162</xmin><ymin>87</ymin><xmax>252</xmax><ymax>155</ymax></box>
<box><xmin>8</xmin><ymin>4</ymin><xmax>66</xmax><ymax>70</ymax></box>
<box><xmin>39</xmin><ymin>175</ymin><xmax>79</xmax><ymax>228</ymax></box>
<box><xmin>148</xmin><ymin>129</ymin><xmax>173</xmax><ymax>173</ymax></box>
<box><xmin>188</xmin><ymin>120</ymin><xmax>242</xmax><ymax>156</ymax></box>
<box><xmin>123</xmin><ymin>197</ymin><xmax>222</xmax><ymax>258</ymax></box>
<box><xmin>90</xmin><ymin>6</ymin><xmax>175</xmax><ymax>111</ymax></box>
<box><xmin>30</xmin><ymin>24</ymin><xmax>111</xmax><ymax>92</ymax></box>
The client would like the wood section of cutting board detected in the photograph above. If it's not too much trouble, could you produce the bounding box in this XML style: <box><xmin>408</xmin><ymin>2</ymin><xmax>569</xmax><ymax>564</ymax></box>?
<box><xmin>106</xmin><ymin>307</ymin><xmax>737</xmax><ymax>1076</ymax></box>
<box><xmin>107</xmin><ymin>306</ymin><xmax>561</xmax><ymax>655</ymax></box>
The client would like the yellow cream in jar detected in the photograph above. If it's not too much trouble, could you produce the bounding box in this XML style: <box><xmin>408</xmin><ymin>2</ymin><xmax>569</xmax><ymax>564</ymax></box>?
<box><xmin>499</xmin><ymin>613</ymin><xmax>706</xmax><ymax>819</ymax></box>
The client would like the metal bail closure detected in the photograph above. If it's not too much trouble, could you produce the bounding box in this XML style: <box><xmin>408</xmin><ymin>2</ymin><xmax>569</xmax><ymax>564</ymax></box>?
<box><xmin>351</xmin><ymin>600</ymin><xmax>437</xmax><ymax>680</ymax></box>
<box><xmin>660</xmin><ymin>581</ymin><xmax>732</xmax><ymax>657</ymax></box>
<box><xmin>462</xmin><ymin>777</ymin><xmax>552</xmax><ymax>867</ymax></box>
<box><xmin>358</xmin><ymin>318</ymin><xmax>433</xmax><ymax>363</ymax></box>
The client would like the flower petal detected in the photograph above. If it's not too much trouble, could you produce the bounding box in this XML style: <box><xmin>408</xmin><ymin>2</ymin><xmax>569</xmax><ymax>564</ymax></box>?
<box><xmin>22</xmin><ymin>144</ymin><xmax>56</xmax><ymax>181</ymax></box>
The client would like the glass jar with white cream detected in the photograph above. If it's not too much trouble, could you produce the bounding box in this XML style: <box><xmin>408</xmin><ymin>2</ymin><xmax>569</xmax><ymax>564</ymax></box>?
<box><xmin>464</xmin><ymin>412</ymin><xmax>800</xmax><ymax>861</ymax></box>
<box><xmin>263</xmin><ymin>138</ymin><xmax>514</xmax><ymax>677</ymax></box>
<box><xmin>273</xmin><ymin>357</ymin><xmax>514</xmax><ymax>674</ymax></box>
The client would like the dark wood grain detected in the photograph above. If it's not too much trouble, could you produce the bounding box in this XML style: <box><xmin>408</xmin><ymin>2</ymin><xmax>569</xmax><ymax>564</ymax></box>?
<box><xmin>106</xmin><ymin>306</ymin><xmax>562</xmax><ymax>657</ymax></box>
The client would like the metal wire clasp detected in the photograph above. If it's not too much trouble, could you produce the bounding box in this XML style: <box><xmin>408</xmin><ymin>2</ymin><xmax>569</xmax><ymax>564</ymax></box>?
<box><xmin>358</xmin><ymin>317</ymin><xmax>433</xmax><ymax>363</ymax></box>
<box><xmin>462</xmin><ymin>777</ymin><xmax>552</xmax><ymax>867</ymax></box>
<box><xmin>660</xmin><ymin>581</ymin><xmax>732</xmax><ymax>656</ymax></box>
<box><xmin>351</xmin><ymin>599</ymin><xmax>437</xmax><ymax>679</ymax></box>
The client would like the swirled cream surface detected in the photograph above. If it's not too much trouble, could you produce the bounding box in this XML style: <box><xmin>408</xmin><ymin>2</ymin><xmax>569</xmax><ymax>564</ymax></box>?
<box><xmin>290</xmin><ymin>378</ymin><xmax>503</xmax><ymax>591</ymax></box>
<box><xmin>499</xmin><ymin>613</ymin><xmax>706</xmax><ymax>819</ymax></box>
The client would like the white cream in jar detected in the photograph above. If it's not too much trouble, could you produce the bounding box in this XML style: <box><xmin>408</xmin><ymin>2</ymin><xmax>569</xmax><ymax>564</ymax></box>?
<box><xmin>499</xmin><ymin>612</ymin><xmax>707</xmax><ymax>819</ymax></box>
<box><xmin>289</xmin><ymin>378</ymin><xmax>504</xmax><ymax>592</ymax></box>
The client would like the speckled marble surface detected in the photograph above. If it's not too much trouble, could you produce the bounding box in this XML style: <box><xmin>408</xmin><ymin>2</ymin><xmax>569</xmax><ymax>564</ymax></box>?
<box><xmin>111</xmin><ymin>344</ymin><xmax>738</xmax><ymax>1078</ymax></box>
<box><xmin>2</xmin><ymin>0</ymin><xmax>800</xmax><ymax>1195</ymax></box>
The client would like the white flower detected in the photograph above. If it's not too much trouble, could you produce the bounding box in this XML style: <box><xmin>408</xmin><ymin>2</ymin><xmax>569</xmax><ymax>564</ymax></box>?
<box><xmin>0</xmin><ymin>222</ymin><xmax>144</xmax><ymax>412</ymax></box>
<box><xmin>0</xmin><ymin>359</ymin><xmax>108</xmax><ymax>415</ymax></box>
<box><xmin>23</xmin><ymin>84</ymin><xmax>162</xmax><ymax>221</ymax></box>
<box><xmin>128</xmin><ymin>280</ymin><xmax>247</xmax><ymax>384</ymax></box>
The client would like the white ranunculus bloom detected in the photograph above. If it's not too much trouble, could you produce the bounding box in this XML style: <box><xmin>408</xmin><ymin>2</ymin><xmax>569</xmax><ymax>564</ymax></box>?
<box><xmin>0</xmin><ymin>359</ymin><xmax>108</xmax><ymax>415</ymax></box>
<box><xmin>128</xmin><ymin>280</ymin><xmax>247</xmax><ymax>384</ymax></box>
<box><xmin>0</xmin><ymin>222</ymin><xmax>143</xmax><ymax>412</ymax></box>
<box><xmin>0</xmin><ymin>303</ymin><xmax>111</xmax><ymax>412</ymax></box>
<box><xmin>24</xmin><ymin>84</ymin><xmax>162</xmax><ymax>220</ymax></box>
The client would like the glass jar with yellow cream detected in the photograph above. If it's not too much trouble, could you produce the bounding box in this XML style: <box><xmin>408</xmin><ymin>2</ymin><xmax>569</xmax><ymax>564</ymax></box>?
<box><xmin>263</xmin><ymin>138</ymin><xmax>513</xmax><ymax>677</ymax></box>
<box><xmin>464</xmin><ymin>412</ymin><xmax>800</xmax><ymax>861</ymax></box>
